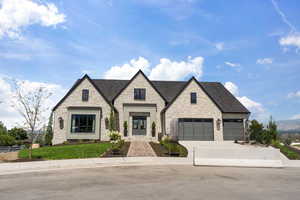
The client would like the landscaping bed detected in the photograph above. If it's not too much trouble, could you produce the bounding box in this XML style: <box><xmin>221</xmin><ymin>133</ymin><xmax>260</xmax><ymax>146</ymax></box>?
<box><xmin>150</xmin><ymin>141</ymin><xmax>188</xmax><ymax>157</ymax></box>
<box><xmin>18</xmin><ymin>142</ymin><xmax>112</xmax><ymax>160</ymax></box>
<box><xmin>272</xmin><ymin>141</ymin><xmax>300</xmax><ymax>160</ymax></box>
<box><xmin>101</xmin><ymin>142</ymin><xmax>131</xmax><ymax>157</ymax></box>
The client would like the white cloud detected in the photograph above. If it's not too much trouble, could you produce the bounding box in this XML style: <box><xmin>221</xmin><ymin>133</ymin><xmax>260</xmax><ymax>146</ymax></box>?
<box><xmin>104</xmin><ymin>57</ymin><xmax>150</xmax><ymax>79</ymax></box>
<box><xmin>256</xmin><ymin>58</ymin><xmax>273</xmax><ymax>65</ymax></box>
<box><xmin>104</xmin><ymin>56</ymin><xmax>204</xmax><ymax>81</ymax></box>
<box><xmin>0</xmin><ymin>0</ymin><xmax>66</xmax><ymax>39</ymax></box>
<box><xmin>215</xmin><ymin>42</ymin><xmax>224</xmax><ymax>51</ymax></box>
<box><xmin>224</xmin><ymin>82</ymin><xmax>239</xmax><ymax>96</ymax></box>
<box><xmin>0</xmin><ymin>75</ymin><xmax>64</xmax><ymax>129</ymax></box>
<box><xmin>279</xmin><ymin>34</ymin><xmax>300</xmax><ymax>49</ymax></box>
<box><xmin>224</xmin><ymin>81</ymin><xmax>267</xmax><ymax>121</ymax></box>
<box><xmin>287</xmin><ymin>91</ymin><xmax>300</xmax><ymax>98</ymax></box>
<box><xmin>149</xmin><ymin>56</ymin><xmax>203</xmax><ymax>80</ymax></box>
<box><xmin>291</xmin><ymin>114</ymin><xmax>300</xmax><ymax>120</ymax></box>
<box><xmin>224</xmin><ymin>61</ymin><xmax>240</xmax><ymax>67</ymax></box>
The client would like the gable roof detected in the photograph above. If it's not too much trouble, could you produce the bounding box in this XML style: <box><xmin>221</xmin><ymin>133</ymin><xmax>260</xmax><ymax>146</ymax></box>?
<box><xmin>53</xmin><ymin>72</ymin><xmax>250</xmax><ymax>114</ymax></box>
<box><xmin>52</xmin><ymin>74</ymin><xmax>114</xmax><ymax>111</ymax></box>
<box><xmin>111</xmin><ymin>70</ymin><xmax>168</xmax><ymax>102</ymax></box>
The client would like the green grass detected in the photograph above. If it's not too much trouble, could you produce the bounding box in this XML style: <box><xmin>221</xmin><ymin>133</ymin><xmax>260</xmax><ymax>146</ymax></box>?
<box><xmin>160</xmin><ymin>141</ymin><xmax>188</xmax><ymax>157</ymax></box>
<box><xmin>272</xmin><ymin>140</ymin><xmax>300</xmax><ymax>160</ymax></box>
<box><xmin>19</xmin><ymin>142</ymin><xmax>112</xmax><ymax>160</ymax></box>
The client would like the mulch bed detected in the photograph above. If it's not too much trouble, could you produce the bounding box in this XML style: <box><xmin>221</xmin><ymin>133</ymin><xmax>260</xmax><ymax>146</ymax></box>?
<box><xmin>7</xmin><ymin>158</ymin><xmax>44</xmax><ymax>162</ymax></box>
<box><xmin>101</xmin><ymin>142</ymin><xmax>131</xmax><ymax>157</ymax></box>
<box><xmin>150</xmin><ymin>142</ymin><xmax>170</xmax><ymax>157</ymax></box>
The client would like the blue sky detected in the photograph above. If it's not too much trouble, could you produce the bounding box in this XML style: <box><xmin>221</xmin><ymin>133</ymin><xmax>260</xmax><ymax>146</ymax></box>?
<box><xmin>0</xmin><ymin>0</ymin><xmax>300</xmax><ymax>127</ymax></box>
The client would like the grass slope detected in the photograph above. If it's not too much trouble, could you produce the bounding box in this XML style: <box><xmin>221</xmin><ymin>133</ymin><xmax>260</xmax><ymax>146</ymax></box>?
<box><xmin>19</xmin><ymin>143</ymin><xmax>112</xmax><ymax>160</ymax></box>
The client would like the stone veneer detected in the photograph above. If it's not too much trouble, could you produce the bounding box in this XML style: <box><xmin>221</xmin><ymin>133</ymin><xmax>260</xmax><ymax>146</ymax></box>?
<box><xmin>114</xmin><ymin>73</ymin><xmax>165</xmax><ymax>141</ymax></box>
<box><xmin>52</xmin><ymin>78</ymin><xmax>111</xmax><ymax>145</ymax></box>
<box><xmin>164</xmin><ymin>80</ymin><xmax>224</xmax><ymax>141</ymax></box>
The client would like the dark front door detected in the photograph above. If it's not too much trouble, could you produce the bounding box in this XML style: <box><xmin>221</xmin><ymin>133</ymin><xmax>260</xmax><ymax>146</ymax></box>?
<box><xmin>132</xmin><ymin>116</ymin><xmax>147</xmax><ymax>135</ymax></box>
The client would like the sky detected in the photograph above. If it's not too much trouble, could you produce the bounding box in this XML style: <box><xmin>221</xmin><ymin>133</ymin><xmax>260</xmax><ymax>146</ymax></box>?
<box><xmin>0</xmin><ymin>0</ymin><xmax>300</xmax><ymax>128</ymax></box>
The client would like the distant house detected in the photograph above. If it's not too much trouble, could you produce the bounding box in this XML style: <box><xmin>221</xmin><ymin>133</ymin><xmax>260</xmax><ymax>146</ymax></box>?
<box><xmin>52</xmin><ymin>70</ymin><xmax>250</xmax><ymax>145</ymax></box>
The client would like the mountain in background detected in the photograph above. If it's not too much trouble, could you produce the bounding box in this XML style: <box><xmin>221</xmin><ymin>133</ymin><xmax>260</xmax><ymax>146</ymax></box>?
<box><xmin>276</xmin><ymin>119</ymin><xmax>300</xmax><ymax>133</ymax></box>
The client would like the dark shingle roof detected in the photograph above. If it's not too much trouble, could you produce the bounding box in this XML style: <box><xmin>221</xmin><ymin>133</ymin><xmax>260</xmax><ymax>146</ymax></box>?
<box><xmin>200</xmin><ymin>82</ymin><xmax>249</xmax><ymax>113</ymax></box>
<box><xmin>90</xmin><ymin>79</ymin><xmax>249</xmax><ymax>113</ymax></box>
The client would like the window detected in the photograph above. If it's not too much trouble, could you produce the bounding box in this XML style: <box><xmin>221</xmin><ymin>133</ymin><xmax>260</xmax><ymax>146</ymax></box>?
<box><xmin>71</xmin><ymin>114</ymin><xmax>95</xmax><ymax>133</ymax></box>
<box><xmin>134</xmin><ymin>88</ymin><xmax>146</xmax><ymax>100</ymax></box>
<box><xmin>59</xmin><ymin>117</ymin><xmax>64</xmax><ymax>129</ymax></box>
<box><xmin>191</xmin><ymin>92</ymin><xmax>197</xmax><ymax>104</ymax></box>
<box><xmin>82</xmin><ymin>89</ymin><xmax>89</xmax><ymax>101</ymax></box>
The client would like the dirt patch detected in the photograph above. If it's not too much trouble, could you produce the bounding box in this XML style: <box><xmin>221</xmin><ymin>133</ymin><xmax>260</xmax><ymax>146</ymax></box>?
<box><xmin>0</xmin><ymin>151</ymin><xmax>19</xmax><ymax>161</ymax></box>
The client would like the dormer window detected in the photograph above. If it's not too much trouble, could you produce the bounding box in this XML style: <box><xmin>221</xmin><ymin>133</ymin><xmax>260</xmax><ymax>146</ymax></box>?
<box><xmin>134</xmin><ymin>88</ymin><xmax>146</xmax><ymax>100</ymax></box>
<box><xmin>191</xmin><ymin>92</ymin><xmax>197</xmax><ymax>104</ymax></box>
<box><xmin>82</xmin><ymin>89</ymin><xmax>89</xmax><ymax>101</ymax></box>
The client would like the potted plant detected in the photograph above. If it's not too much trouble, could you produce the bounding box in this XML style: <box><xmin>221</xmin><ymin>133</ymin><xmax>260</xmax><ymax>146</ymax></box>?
<box><xmin>109</xmin><ymin>131</ymin><xmax>122</xmax><ymax>155</ymax></box>
<box><xmin>123</xmin><ymin>121</ymin><xmax>128</xmax><ymax>137</ymax></box>
<box><xmin>151</xmin><ymin>122</ymin><xmax>156</xmax><ymax>137</ymax></box>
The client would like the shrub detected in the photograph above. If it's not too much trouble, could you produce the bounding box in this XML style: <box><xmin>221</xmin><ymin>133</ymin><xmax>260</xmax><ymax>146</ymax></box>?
<box><xmin>109</xmin><ymin>131</ymin><xmax>121</xmax><ymax>141</ymax></box>
<box><xmin>284</xmin><ymin>137</ymin><xmax>292</xmax><ymax>146</ymax></box>
<box><xmin>0</xmin><ymin>134</ymin><xmax>16</xmax><ymax>146</ymax></box>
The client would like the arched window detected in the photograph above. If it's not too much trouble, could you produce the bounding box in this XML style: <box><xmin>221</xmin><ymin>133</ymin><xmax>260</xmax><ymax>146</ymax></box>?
<box><xmin>59</xmin><ymin>117</ymin><xmax>64</xmax><ymax>130</ymax></box>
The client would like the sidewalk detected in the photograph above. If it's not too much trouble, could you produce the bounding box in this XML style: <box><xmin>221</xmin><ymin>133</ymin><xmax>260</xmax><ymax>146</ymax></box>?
<box><xmin>0</xmin><ymin>157</ymin><xmax>192</xmax><ymax>175</ymax></box>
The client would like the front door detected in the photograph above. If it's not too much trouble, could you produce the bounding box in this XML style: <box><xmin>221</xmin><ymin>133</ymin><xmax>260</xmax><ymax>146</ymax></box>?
<box><xmin>132</xmin><ymin>116</ymin><xmax>147</xmax><ymax>135</ymax></box>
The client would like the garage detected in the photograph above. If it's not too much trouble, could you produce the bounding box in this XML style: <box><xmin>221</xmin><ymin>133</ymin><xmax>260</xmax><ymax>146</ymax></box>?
<box><xmin>223</xmin><ymin>119</ymin><xmax>244</xmax><ymax>140</ymax></box>
<box><xmin>178</xmin><ymin>118</ymin><xmax>214</xmax><ymax>141</ymax></box>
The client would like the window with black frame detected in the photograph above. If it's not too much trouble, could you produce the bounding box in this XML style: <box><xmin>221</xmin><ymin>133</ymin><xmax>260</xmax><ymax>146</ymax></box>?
<box><xmin>134</xmin><ymin>88</ymin><xmax>146</xmax><ymax>100</ymax></box>
<box><xmin>71</xmin><ymin>114</ymin><xmax>95</xmax><ymax>133</ymax></box>
<box><xmin>191</xmin><ymin>92</ymin><xmax>197</xmax><ymax>104</ymax></box>
<box><xmin>82</xmin><ymin>89</ymin><xmax>89</xmax><ymax>101</ymax></box>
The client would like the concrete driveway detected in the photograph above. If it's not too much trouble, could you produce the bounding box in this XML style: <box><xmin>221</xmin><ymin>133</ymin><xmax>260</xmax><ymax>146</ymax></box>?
<box><xmin>0</xmin><ymin>165</ymin><xmax>299</xmax><ymax>200</ymax></box>
<box><xmin>180</xmin><ymin>141</ymin><xmax>284</xmax><ymax>167</ymax></box>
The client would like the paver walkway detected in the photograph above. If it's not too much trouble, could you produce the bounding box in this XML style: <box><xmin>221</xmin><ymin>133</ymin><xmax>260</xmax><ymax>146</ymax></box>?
<box><xmin>127</xmin><ymin>141</ymin><xmax>156</xmax><ymax>157</ymax></box>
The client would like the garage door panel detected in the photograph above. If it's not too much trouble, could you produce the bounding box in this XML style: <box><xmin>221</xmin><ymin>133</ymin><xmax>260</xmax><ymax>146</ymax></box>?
<box><xmin>223</xmin><ymin>119</ymin><xmax>244</xmax><ymax>140</ymax></box>
<box><xmin>178</xmin><ymin>118</ymin><xmax>214</xmax><ymax>141</ymax></box>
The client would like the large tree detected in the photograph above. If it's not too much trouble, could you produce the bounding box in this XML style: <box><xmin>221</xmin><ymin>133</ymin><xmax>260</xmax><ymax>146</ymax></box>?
<box><xmin>8</xmin><ymin>127</ymin><xmax>28</xmax><ymax>140</ymax></box>
<box><xmin>0</xmin><ymin>121</ymin><xmax>7</xmax><ymax>135</ymax></box>
<box><xmin>12</xmin><ymin>81</ymin><xmax>52</xmax><ymax>159</ymax></box>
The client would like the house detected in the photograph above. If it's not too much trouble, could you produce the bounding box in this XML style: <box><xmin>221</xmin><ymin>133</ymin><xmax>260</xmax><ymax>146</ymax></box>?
<box><xmin>52</xmin><ymin>70</ymin><xmax>250</xmax><ymax>145</ymax></box>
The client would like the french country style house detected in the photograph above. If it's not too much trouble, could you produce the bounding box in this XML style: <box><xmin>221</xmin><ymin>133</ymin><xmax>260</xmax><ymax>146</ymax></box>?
<box><xmin>52</xmin><ymin>70</ymin><xmax>250</xmax><ymax>145</ymax></box>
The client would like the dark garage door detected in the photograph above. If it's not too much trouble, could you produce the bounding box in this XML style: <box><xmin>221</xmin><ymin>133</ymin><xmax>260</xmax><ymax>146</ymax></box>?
<box><xmin>223</xmin><ymin>119</ymin><xmax>244</xmax><ymax>140</ymax></box>
<box><xmin>178</xmin><ymin>118</ymin><xmax>214</xmax><ymax>141</ymax></box>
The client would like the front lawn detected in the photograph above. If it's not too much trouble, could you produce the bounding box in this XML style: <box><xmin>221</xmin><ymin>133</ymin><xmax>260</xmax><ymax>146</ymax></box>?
<box><xmin>19</xmin><ymin>142</ymin><xmax>112</xmax><ymax>160</ymax></box>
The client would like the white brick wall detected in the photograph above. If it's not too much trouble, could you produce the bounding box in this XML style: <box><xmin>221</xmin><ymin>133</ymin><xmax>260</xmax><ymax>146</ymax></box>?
<box><xmin>114</xmin><ymin>73</ymin><xmax>165</xmax><ymax>141</ymax></box>
<box><xmin>52</xmin><ymin>78</ymin><xmax>111</xmax><ymax>145</ymax></box>
<box><xmin>164</xmin><ymin>80</ymin><xmax>224</xmax><ymax>141</ymax></box>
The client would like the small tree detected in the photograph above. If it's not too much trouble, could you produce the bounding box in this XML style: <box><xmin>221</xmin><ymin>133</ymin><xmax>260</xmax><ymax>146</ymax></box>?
<box><xmin>249</xmin><ymin>120</ymin><xmax>264</xmax><ymax>143</ymax></box>
<box><xmin>45</xmin><ymin>112</ymin><xmax>53</xmax><ymax>145</ymax></box>
<box><xmin>152</xmin><ymin>122</ymin><xmax>156</xmax><ymax>137</ymax></box>
<box><xmin>266</xmin><ymin>116</ymin><xmax>278</xmax><ymax>141</ymax></box>
<box><xmin>8</xmin><ymin>127</ymin><xmax>28</xmax><ymax>140</ymax></box>
<box><xmin>12</xmin><ymin>81</ymin><xmax>52</xmax><ymax>159</ymax></box>
<box><xmin>109</xmin><ymin>109</ymin><xmax>117</xmax><ymax>131</ymax></box>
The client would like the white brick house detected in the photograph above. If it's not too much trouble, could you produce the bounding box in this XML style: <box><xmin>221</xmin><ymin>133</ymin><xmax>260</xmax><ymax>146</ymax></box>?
<box><xmin>52</xmin><ymin>70</ymin><xmax>250</xmax><ymax>145</ymax></box>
